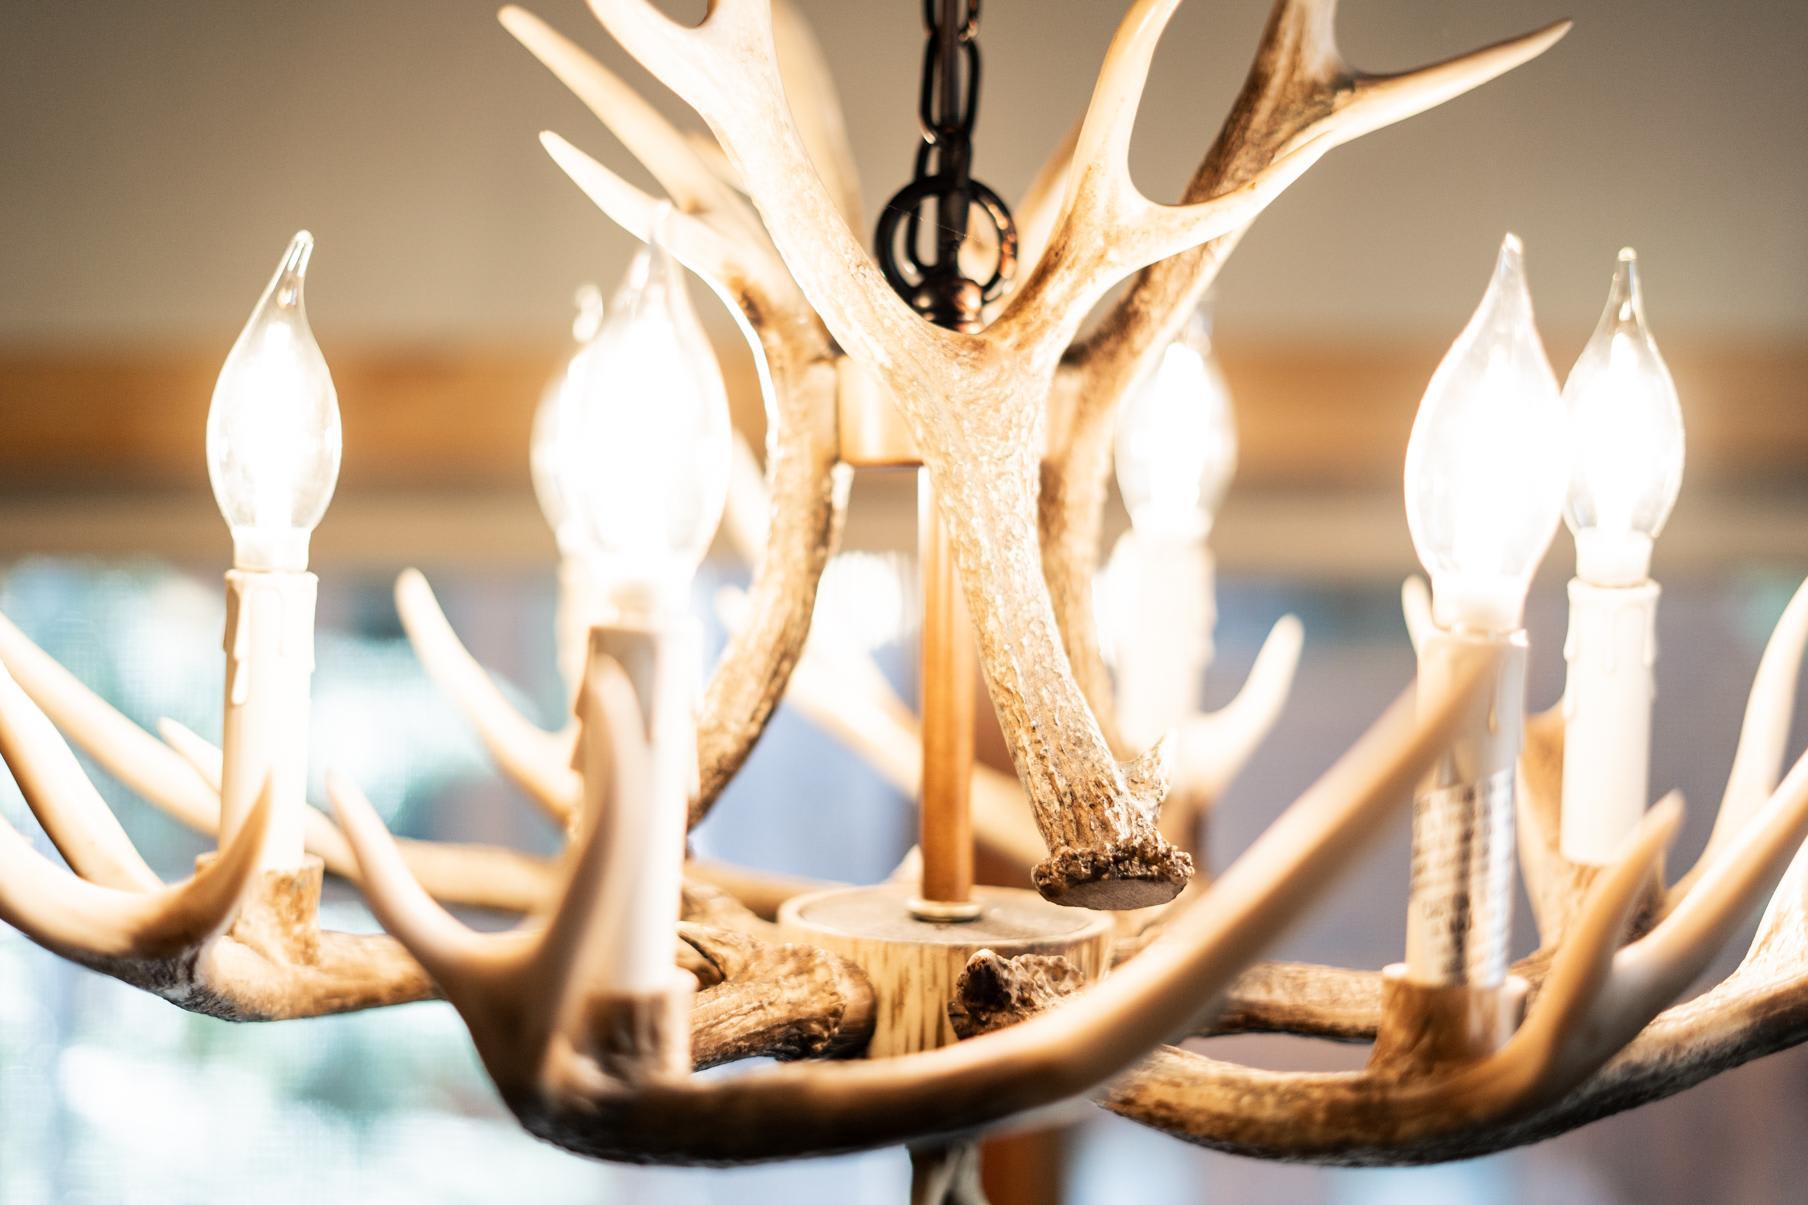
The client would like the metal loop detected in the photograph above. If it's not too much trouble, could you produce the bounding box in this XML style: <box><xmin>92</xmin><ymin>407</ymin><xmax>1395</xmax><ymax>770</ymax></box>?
<box><xmin>875</xmin><ymin>176</ymin><xmax>1018</xmax><ymax>304</ymax></box>
<box><xmin>878</xmin><ymin>0</ymin><xmax>1011</xmax><ymax>329</ymax></box>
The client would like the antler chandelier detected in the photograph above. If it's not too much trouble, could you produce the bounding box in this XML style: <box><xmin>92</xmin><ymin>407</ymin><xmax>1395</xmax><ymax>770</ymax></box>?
<box><xmin>4</xmin><ymin>0</ymin><xmax>1807</xmax><ymax>1198</ymax></box>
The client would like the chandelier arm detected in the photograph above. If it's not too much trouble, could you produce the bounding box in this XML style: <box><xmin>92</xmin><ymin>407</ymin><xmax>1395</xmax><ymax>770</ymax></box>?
<box><xmin>0</xmin><ymin>656</ymin><xmax>161</xmax><ymax>892</ymax></box>
<box><xmin>1032</xmin><ymin>1</ymin><xmax>1568</xmax><ymax>763</ymax></box>
<box><xmin>1098</xmin><ymin>968</ymin><xmax>1803</xmax><ymax>1166</ymax></box>
<box><xmin>682</xmin><ymin>922</ymin><xmax>876</xmax><ymax>1065</ymax></box>
<box><xmin>330</xmin><ymin>653</ymin><xmax>1493</xmax><ymax>1163</ymax></box>
<box><xmin>1101</xmin><ymin>745</ymin><xmax>1808</xmax><ymax>1161</ymax></box>
<box><xmin>155</xmin><ymin>715</ymin><xmax>557</xmax><ymax>915</ymax></box>
<box><xmin>1201</xmin><ymin>960</ymin><xmax>1383</xmax><ymax>1043</ymax></box>
<box><xmin>0</xmin><ymin>775</ymin><xmax>269</xmax><ymax>963</ymax></box>
<box><xmin>0</xmin><ymin>603</ymin><xmax>555</xmax><ymax>914</ymax></box>
<box><xmin>501</xmin><ymin>5</ymin><xmax>768</xmax><ymax>251</ymax></box>
<box><xmin>0</xmin><ymin>765</ymin><xmax>435</xmax><ymax>1019</ymax></box>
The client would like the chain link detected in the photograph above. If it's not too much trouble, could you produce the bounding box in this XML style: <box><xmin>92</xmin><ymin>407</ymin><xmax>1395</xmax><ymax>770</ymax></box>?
<box><xmin>875</xmin><ymin>0</ymin><xmax>1015</xmax><ymax>331</ymax></box>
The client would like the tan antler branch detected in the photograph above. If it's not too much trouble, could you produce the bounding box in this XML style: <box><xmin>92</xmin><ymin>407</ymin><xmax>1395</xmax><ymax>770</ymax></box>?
<box><xmin>501</xmin><ymin>6</ymin><xmax>849</xmax><ymax>828</ymax></box>
<box><xmin>330</xmin><ymin>642</ymin><xmax>1492</xmax><ymax>1162</ymax></box>
<box><xmin>1037</xmin><ymin>0</ymin><xmax>1568</xmax><ymax>749</ymax></box>
<box><xmin>573</xmin><ymin>0</ymin><xmax>1565</xmax><ymax>909</ymax></box>
<box><xmin>0</xmin><ymin>606</ymin><xmax>554</xmax><ymax>914</ymax></box>
<box><xmin>0</xmin><ymin>660</ymin><xmax>431</xmax><ymax>1019</ymax></box>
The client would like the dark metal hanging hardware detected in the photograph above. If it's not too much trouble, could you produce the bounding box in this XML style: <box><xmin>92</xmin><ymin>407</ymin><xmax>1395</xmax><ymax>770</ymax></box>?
<box><xmin>874</xmin><ymin>0</ymin><xmax>1017</xmax><ymax>332</ymax></box>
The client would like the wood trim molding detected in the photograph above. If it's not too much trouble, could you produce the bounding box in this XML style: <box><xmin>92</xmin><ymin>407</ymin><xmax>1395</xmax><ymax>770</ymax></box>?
<box><xmin>0</xmin><ymin>334</ymin><xmax>1801</xmax><ymax>494</ymax></box>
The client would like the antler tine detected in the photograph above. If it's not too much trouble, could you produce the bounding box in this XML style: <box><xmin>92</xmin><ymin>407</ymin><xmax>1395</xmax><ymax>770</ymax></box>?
<box><xmin>532</xmin><ymin>656</ymin><xmax>661</xmax><ymax>1027</ymax></box>
<box><xmin>1673</xmin><ymin>575</ymin><xmax>1808</xmax><ymax>899</ymax></box>
<box><xmin>326</xmin><ymin>772</ymin><xmax>528</xmax><ymax>988</ymax></box>
<box><xmin>1501</xmin><ymin>795</ymin><xmax>1683</xmax><ymax>1097</ymax></box>
<box><xmin>1061</xmin><ymin>1</ymin><xmax>1571</xmax><ymax>378</ymax></box>
<box><xmin>1097</xmin><ymin>792</ymin><xmax>1684</xmax><ymax>1161</ymax></box>
<box><xmin>0</xmin><ymin>656</ymin><xmax>160</xmax><ymax>891</ymax></box>
<box><xmin>447</xmin><ymin>659</ymin><xmax>1492</xmax><ymax>1164</ymax></box>
<box><xmin>540</xmin><ymin>132</ymin><xmax>770</xmax><ymax>309</ymax></box>
<box><xmin>158</xmin><ymin>717</ymin><xmax>556</xmax><ymax>915</ymax></box>
<box><xmin>1034</xmin><ymin>5</ymin><xmax>1566</xmax><ymax>760</ymax></box>
<box><xmin>1011</xmin><ymin>116</ymin><xmax>1083</xmax><ymax>294</ymax></box>
<box><xmin>0</xmin><ymin>776</ymin><xmax>270</xmax><ymax>965</ymax></box>
<box><xmin>1169</xmin><ymin>614</ymin><xmax>1304</xmax><ymax>812</ymax></box>
<box><xmin>1632</xmin><ymin>750</ymin><xmax>1808</xmax><ymax>991</ymax></box>
<box><xmin>585</xmin><ymin>0</ymin><xmax>947</xmax><ymax>374</ymax></box>
<box><xmin>394</xmin><ymin>568</ymin><xmax>579</xmax><ymax>824</ymax></box>
<box><xmin>769</xmin><ymin>0</ymin><xmax>861</xmax><ymax>230</ymax></box>
<box><xmin>501</xmin><ymin>6</ymin><xmax>769</xmax><ymax>250</ymax></box>
<box><xmin>0</xmin><ymin>606</ymin><xmax>219</xmax><ymax>835</ymax></box>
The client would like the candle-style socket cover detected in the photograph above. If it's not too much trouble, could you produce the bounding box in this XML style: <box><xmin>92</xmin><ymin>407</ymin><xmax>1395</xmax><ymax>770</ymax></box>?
<box><xmin>221</xmin><ymin>569</ymin><xmax>318</xmax><ymax>872</ymax></box>
<box><xmin>1561</xmin><ymin>578</ymin><xmax>1661</xmax><ymax>865</ymax></box>
<box><xmin>584</xmin><ymin>970</ymin><xmax>699</xmax><ymax>1083</ymax></box>
<box><xmin>1405</xmin><ymin>627</ymin><xmax>1526</xmax><ymax>989</ymax></box>
<box><xmin>579</xmin><ymin>617</ymin><xmax>701</xmax><ymax>997</ymax></box>
<box><xmin>1370</xmin><ymin>962</ymin><xmax>1529</xmax><ymax>1074</ymax></box>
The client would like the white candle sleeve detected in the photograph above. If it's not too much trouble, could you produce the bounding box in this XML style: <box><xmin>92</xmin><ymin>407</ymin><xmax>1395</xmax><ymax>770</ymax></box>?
<box><xmin>1560</xmin><ymin>578</ymin><xmax>1660</xmax><ymax>865</ymax></box>
<box><xmin>219</xmin><ymin>569</ymin><xmax>317</xmax><ymax>872</ymax></box>
<box><xmin>581</xmin><ymin>617</ymin><xmax>700</xmax><ymax>996</ymax></box>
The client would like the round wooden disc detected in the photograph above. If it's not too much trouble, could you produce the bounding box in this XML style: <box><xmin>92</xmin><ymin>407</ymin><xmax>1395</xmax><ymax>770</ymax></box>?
<box><xmin>778</xmin><ymin>882</ymin><xmax>1114</xmax><ymax>1057</ymax></box>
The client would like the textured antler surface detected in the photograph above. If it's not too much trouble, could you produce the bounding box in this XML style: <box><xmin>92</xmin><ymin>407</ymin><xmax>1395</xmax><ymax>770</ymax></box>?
<box><xmin>1038</xmin><ymin>0</ymin><xmax>1570</xmax><ymax>752</ymax></box>
<box><xmin>331</xmin><ymin>620</ymin><xmax>1491</xmax><ymax>1162</ymax></box>
<box><xmin>504</xmin><ymin>5</ymin><xmax>849</xmax><ymax>829</ymax></box>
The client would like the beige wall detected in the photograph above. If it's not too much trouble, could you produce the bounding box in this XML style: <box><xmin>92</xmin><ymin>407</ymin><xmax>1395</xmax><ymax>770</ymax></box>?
<box><xmin>2</xmin><ymin>0</ymin><xmax>1804</xmax><ymax>353</ymax></box>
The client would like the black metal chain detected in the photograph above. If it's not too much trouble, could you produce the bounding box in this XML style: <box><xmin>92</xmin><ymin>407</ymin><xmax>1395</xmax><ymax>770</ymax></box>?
<box><xmin>874</xmin><ymin>0</ymin><xmax>1016</xmax><ymax>331</ymax></box>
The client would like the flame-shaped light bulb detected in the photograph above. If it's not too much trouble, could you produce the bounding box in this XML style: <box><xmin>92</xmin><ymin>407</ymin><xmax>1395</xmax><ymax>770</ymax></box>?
<box><xmin>567</xmin><ymin>243</ymin><xmax>731</xmax><ymax>614</ymax></box>
<box><xmin>1114</xmin><ymin>302</ymin><xmax>1238</xmax><ymax>542</ymax></box>
<box><xmin>206</xmin><ymin>231</ymin><xmax>342</xmax><ymax>572</ymax></box>
<box><xmin>1562</xmin><ymin>249</ymin><xmax>1684</xmax><ymax>586</ymax></box>
<box><xmin>531</xmin><ymin>283</ymin><xmax>607</xmax><ymax>559</ymax></box>
<box><xmin>1404</xmin><ymin>234</ymin><xmax>1568</xmax><ymax>633</ymax></box>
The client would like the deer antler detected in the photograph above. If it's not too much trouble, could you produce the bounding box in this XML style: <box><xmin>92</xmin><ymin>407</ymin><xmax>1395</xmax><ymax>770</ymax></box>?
<box><xmin>329</xmin><ymin>614</ymin><xmax>1492</xmax><ymax>1161</ymax></box>
<box><xmin>424</xmin><ymin>6</ymin><xmax>851</xmax><ymax>835</ymax></box>
<box><xmin>1038</xmin><ymin>0</ymin><xmax>1569</xmax><ymax>751</ymax></box>
<box><xmin>569</xmin><ymin>0</ymin><xmax>1565</xmax><ymax>910</ymax></box>
<box><xmin>0</xmin><ymin>606</ymin><xmax>554</xmax><ymax>914</ymax></box>
<box><xmin>0</xmin><ymin>659</ymin><xmax>431</xmax><ymax>1018</ymax></box>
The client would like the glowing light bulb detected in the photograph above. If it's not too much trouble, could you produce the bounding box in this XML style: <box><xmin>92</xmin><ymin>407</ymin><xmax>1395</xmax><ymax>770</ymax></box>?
<box><xmin>531</xmin><ymin>283</ymin><xmax>607</xmax><ymax>559</ymax></box>
<box><xmin>206</xmin><ymin>231</ymin><xmax>342</xmax><ymax>572</ymax></box>
<box><xmin>566</xmin><ymin>243</ymin><xmax>731</xmax><ymax>613</ymax></box>
<box><xmin>1561</xmin><ymin>249</ymin><xmax>1684</xmax><ymax>586</ymax></box>
<box><xmin>1404</xmin><ymin>234</ymin><xmax>1568</xmax><ymax>633</ymax></box>
<box><xmin>1114</xmin><ymin>303</ymin><xmax>1238</xmax><ymax>542</ymax></box>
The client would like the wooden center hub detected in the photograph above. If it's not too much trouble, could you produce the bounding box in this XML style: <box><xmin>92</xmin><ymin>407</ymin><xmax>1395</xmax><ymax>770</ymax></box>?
<box><xmin>778</xmin><ymin>882</ymin><xmax>1114</xmax><ymax>1057</ymax></box>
